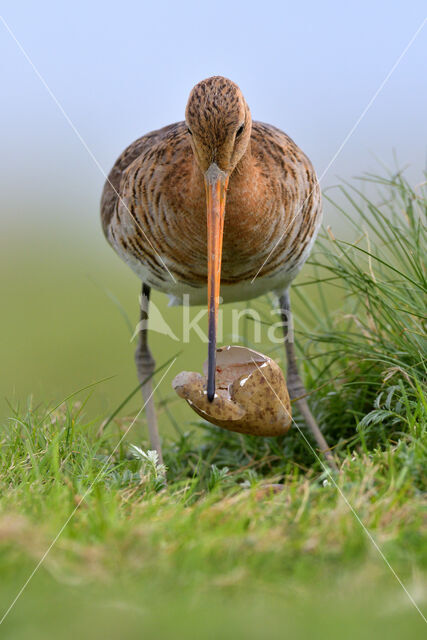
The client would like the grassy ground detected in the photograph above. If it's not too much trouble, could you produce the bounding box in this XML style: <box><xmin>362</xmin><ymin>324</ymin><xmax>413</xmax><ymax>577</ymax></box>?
<box><xmin>0</xmin><ymin>172</ymin><xmax>426</xmax><ymax>638</ymax></box>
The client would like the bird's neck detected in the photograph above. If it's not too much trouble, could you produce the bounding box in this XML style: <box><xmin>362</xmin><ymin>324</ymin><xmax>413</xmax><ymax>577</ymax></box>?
<box><xmin>185</xmin><ymin>143</ymin><xmax>254</xmax><ymax>223</ymax></box>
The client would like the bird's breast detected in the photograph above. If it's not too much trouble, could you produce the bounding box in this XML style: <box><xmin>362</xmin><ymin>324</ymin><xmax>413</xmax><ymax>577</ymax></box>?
<box><xmin>110</xmin><ymin>136</ymin><xmax>321</xmax><ymax>300</ymax></box>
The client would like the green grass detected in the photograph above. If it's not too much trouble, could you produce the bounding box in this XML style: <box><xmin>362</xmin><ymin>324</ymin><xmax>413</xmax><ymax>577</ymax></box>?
<box><xmin>0</xmin><ymin>171</ymin><xmax>426</xmax><ymax>638</ymax></box>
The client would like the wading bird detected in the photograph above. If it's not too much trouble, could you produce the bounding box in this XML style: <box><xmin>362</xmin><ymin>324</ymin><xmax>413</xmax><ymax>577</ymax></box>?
<box><xmin>101</xmin><ymin>76</ymin><xmax>334</xmax><ymax>466</ymax></box>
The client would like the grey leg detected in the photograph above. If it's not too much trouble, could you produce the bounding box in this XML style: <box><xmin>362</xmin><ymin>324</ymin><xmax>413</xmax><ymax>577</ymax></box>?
<box><xmin>279</xmin><ymin>290</ymin><xmax>337</xmax><ymax>470</ymax></box>
<box><xmin>134</xmin><ymin>283</ymin><xmax>163</xmax><ymax>464</ymax></box>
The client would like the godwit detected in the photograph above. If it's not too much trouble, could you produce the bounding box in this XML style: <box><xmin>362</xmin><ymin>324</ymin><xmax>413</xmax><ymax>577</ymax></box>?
<box><xmin>101</xmin><ymin>76</ymin><xmax>333</xmax><ymax>466</ymax></box>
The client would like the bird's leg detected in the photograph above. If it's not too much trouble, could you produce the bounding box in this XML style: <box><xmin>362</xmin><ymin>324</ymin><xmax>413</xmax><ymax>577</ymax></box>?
<box><xmin>134</xmin><ymin>283</ymin><xmax>163</xmax><ymax>464</ymax></box>
<box><xmin>279</xmin><ymin>290</ymin><xmax>337</xmax><ymax>470</ymax></box>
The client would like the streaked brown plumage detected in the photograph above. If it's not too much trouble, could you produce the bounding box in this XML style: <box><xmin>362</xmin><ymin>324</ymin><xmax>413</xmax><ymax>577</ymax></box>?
<box><xmin>101</xmin><ymin>76</ymin><xmax>335</xmax><ymax>467</ymax></box>
<box><xmin>102</xmin><ymin>100</ymin><xmax>321</xmax><ymax>302</ymax></box>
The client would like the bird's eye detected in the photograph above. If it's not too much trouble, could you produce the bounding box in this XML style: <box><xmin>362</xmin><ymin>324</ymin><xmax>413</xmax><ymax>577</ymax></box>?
<box><xmin>236</xmin><ymin>124</ymin><xmax>244</xmax><ymax>138</ymax></box>
<box><xmin>187</xmin><ymin>127</ymin><xmax>192</xmax><ymax>135</ymax></box>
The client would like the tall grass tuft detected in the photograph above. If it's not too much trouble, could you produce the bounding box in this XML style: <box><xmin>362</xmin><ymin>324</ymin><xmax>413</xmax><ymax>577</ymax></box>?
<box><xmin>292</xmin><ymin>170</ymin><xmax>426</xmax><ymax>454</ymax></box>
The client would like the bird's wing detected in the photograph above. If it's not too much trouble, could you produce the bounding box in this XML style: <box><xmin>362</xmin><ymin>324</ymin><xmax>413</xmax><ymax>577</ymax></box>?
<box><xmin>100</xmin><ymin>122</ymin><xmax>184</xmax><ymax>238</ymax></box>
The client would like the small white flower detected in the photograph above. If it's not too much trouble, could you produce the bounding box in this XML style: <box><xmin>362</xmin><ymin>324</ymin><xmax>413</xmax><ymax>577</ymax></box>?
<box><xmin>129</xmin><ymin>445</ymin><xmax>167</xmax><ymax>480</ymax></box>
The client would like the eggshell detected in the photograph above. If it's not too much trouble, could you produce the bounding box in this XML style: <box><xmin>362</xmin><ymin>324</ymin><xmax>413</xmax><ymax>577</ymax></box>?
<box><xmin>172</xmin><ymin>346</ymin><xmax>292</xmax><ymax>436</ymax></box>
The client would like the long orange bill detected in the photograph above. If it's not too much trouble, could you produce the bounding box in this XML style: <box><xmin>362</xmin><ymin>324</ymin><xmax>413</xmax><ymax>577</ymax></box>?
<box><xmin>204</xmin><ymin>163</ymin><xmax>228</xmax><ymax>402</ymax></box>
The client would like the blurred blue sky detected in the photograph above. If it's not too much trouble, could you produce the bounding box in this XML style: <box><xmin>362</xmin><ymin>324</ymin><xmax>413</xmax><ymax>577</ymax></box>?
<box><xmin>0</xmin><ymin>1</ymin><xmax>426</xmax><ymax>231</ymax></box>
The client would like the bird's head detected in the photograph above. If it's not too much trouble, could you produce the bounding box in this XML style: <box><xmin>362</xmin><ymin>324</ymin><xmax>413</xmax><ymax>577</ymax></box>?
<box><xmin>185</xmin><ymin>76</ymin><xmax>252</xmax><ymax>174</ymax></box>
<box><xmin>185</xmin><ymin>76</ymin><xmax>252</xmax><ymax>402</ymax></box>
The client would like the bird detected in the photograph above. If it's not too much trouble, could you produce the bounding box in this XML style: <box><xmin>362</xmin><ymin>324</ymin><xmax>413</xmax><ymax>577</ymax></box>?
<box><xmin>101</xmin><ymin>76</ymin><xmax>335</xmax><ymax>467</ymax></box>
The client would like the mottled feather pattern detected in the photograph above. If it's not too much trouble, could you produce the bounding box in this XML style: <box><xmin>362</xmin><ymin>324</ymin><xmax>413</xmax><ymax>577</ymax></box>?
<box><xmin>101</xmin><ymin>77</ymin><xmax>321</xmax><ymax>304</ymax></box>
